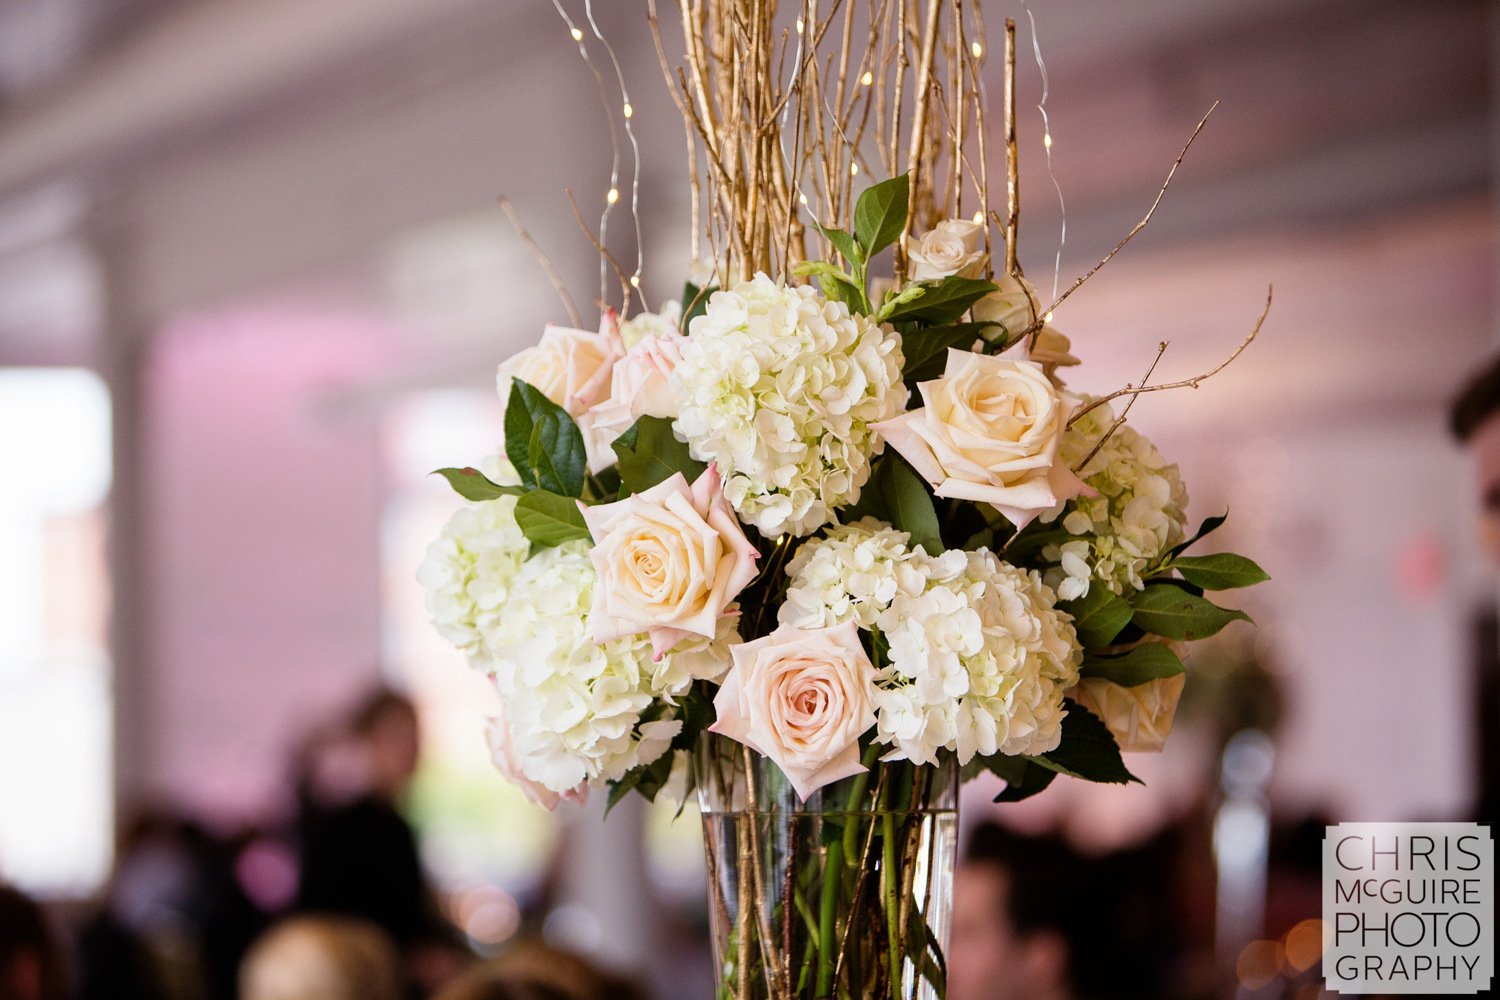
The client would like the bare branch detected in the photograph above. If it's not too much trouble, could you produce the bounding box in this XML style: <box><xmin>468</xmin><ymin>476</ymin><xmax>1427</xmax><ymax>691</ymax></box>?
<box><xmin>497</xmin><ymin>196</ymin><xmax>582</xmax><ymax>328</ymax></box>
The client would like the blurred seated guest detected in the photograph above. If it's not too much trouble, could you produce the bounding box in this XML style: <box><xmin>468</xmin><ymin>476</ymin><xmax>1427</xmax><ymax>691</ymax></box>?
<box><xmin>294</xmin><ymin>688</ymin><xmax>436</xmax><ymax>947</ymax></box>
<box><xmin>433</xmin><ymin>963</ymin><xmax>571</xmax><ymax>1000</ymax></box>
<box><xmin>239</xmin><ymin>916</ymin><xmax>402</xmax><ymax>1000</ymax></box>
<box><xmin>0</xmin><ymin>885</ymin><xmax>65</xmax><ymax>1000</ymax></box>
<box><xmin>77</xmin><ymin>810</ymin><xmax>264</xmax><ymax>1000</ymax></box>
<box><xmin>473</xmin><ymin>939</ymin><xmax>645</xmax><ymax>1000</ymax></box>
<box><xmin>952</xmin><ymin>823</ymin><xmax>1139</xmax><ymax>1000</ymax></box>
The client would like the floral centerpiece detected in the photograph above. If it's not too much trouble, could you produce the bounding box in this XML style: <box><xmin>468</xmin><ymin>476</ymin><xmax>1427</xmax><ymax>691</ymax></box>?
<box><xmin>419</xmin><ymin>6</ymin><xmax>1268</xmax><ymax>999</ymax></box>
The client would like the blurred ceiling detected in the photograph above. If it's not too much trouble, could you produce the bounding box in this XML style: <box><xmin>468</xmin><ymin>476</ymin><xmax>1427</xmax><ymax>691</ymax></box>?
<box><xmin>0</xmin><ymin>0</ymin><xmax>1490</xmax><ymax>415</ymax></box>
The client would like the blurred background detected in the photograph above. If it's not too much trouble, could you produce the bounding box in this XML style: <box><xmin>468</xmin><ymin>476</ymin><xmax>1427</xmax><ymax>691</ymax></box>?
<box><xmin>0</xmin><ymin>1</ymin><xmax>1492</xmax><ymax>998</ymax></box>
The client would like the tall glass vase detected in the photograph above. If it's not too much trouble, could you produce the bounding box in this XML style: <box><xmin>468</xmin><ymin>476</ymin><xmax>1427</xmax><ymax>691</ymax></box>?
<box><xmin>696</xmin><ymin>735</ymin><xmax>958</xmax><ymax>1000</ymax></box>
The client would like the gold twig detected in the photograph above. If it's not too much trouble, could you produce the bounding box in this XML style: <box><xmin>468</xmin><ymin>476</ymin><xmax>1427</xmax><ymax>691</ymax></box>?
<box><xmin>1069</xmin><ymin>285</ymin><xmax>1272</xmax><ymax>427</ymax></box>
<box><xmin>1071</xmin><ymin>340</ymin><xmax>1167</xmax><ymax>472</ymax></box>
<box><xmin>1002</xmin><ymin>17</ymin><xmax>1019</xmax><ymax>278</ymax></box>
<box><xmin>564</xmin><ymin>187</ymin><xmax>636</xmax><ymax>314</ymax></box>
<box><xmin>1036</xmin><ymin>101</ymin><xmax>1220</xmax><ymax>326</ymax></box>
<box><xmin>497</xmin><ymin>196</ymin><xmax>582</xmax><ymax>328</ymax></box>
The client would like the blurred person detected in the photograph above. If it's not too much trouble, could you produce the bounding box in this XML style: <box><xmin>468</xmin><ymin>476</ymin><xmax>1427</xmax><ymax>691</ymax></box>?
<box><xmin>951</xmin><ymin>823</ymin><xmax>1168</xmax><ymax>1000</ymax></box>
<box><xmin>1447</xmin><ymin>361</ymin><xmax>1500</xmax><ymax>824</ymax></box>
<box><xmin>432</xmin><ymin>962</ymin><xmax>572</xmax><ymax>1000</ymax></box>
<box><xmin>486</xmin><ymin>939</ymin><xmax>646</xmax><ymax>1000</ymax></box>
<box><xmin>77</xmin><ymin>811</ymin><xmax>264</xmax><ymax>1000</ymax></box>
<box><xmin>294</xmin><ymin>688</ymin><xmax>434</xmax><ymax>945</ymax></box>
<box><xmin>238</xmin><ymin>916</ymin><xmax>402</xmax><ymax>1000</ymax></box>
<box><xmin>0</xmin><ymin>885</ymin><xmax>66</xmax><ymax>1000</ymax></box>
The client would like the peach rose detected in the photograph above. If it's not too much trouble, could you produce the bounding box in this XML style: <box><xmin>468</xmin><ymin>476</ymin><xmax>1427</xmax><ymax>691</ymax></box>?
<box><xmin>1073</xmin><ymin>673</ymin><xmax>1186</xmax><ymax>753</ymax></box>
<box><xmin>709</xmin><ymin>621</ymin><xmax>876</xmax><ymax>800</ymax></box>
<box><xmin>496</xmin><ymin>316</ymin><xmax>621</xmax><ymax>419</ymax></box>
<box><xmin>871</xmin><ymin>350</ymin><xmax>1089</xmax><ymax>528</ymax></box>
<box><xmin>905</xmin><ymin>219</ymin><xmax>987</xmax><ymax>281</ymax></box>
<box><xmin>486</xmin><ymin>712</ymin><xmax>588</xmax><ymax>810</ymax></box>
<box><xmin>579</xmin><ymin>464</ymin><xmax>759</xmax><ymax>657</ymax></box>
<box><xmin>578</xmin><ymin>332</ymin><xmax>688</xmax><ymax>473</ymax></box>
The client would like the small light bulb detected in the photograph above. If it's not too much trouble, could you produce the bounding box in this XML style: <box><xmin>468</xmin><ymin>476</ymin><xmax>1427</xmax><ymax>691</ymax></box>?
<box><xmin>622</xmin><ymin>102</ymin><xmax>633</xmax><ymax>119</ymax></box>
<box><xmin>629</xmin><ymin>275</ymin><xmax>641</xmax><ymax>288</ymax></box>
<box><xmin>796</xmin><ymin>17</ymin><xmax>805</xmax><ymax>34</ymax></box>
<box><xmin>971</xmin><ymin>41</ymin><xmax>983</xmax><ymax>58</ymax></box>
<box><xmin>972</xmin><ymin>211</ymin><xmax>983</xmax><ymax>224</ymax></box>
<box><xmin>850</xmin><ymin>162</ymin><xmax>859</xmax><ymax>176</ymax></box>
<box><xmin>1043</xmin><ymin>310</ymin><xmax>1054</xmax><ymax>323</ymax></box>
<box><xmin>860</xmin><ymin>70</ymin><xmax>873</xmax><ymax>86</ymax></box>
<box><xmin>570</xmin><ymin>27</ymin><xmax>583</xmax><ymax>41</ymax></box>
<box><xmin>1043</xmin><ymin>133</ymin><xmax>1053</xmax><ymax>150</ymax></box>
<box><xmin>606</xmin><ymin>188</ymin><xmax>619</xmax><ymax>205</ymax></box>
<box><xmin>798</xmin><ymin>193</ymin><xmax>808</xmax><ymax>206</ymax></box>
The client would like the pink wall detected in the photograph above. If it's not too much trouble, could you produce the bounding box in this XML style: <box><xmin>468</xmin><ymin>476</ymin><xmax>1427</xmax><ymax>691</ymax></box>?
<box><xmin>136</xmin><ymin>307</ymin><xmax>390</xmax><ymax>824</ymax></box>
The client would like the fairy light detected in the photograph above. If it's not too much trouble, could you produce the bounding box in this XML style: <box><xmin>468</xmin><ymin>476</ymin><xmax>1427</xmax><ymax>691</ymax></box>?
<box><xmin>622</xmin><ymin>102</ymin><xmax>633</xmax><ymax>119</ymax></box>
<box><xmin>629</xmin><ymin>275</ymin><xmax>641</xmax><ymax>288</ymax></box>
<box><xmin>1024</xmin><ymin>4</ymin><xmax>1068</xmax><ymax>302</ymax></box>
<box><xmin>972</xmin><ymin>211</ymin><xmax>983</xmax><ymax>224</ymax></box>
<box><xmin>799</xmin><ymin>193</ymin><xmax>809</xmax><ymax>206</ymax></box>
<box><xmin>971</xmin><ymin>41</ymin><xmax>983</xmax><ymax>59</ymax></box>
<box><xmin>570</xmin><ymin>27</ymin><xmax>583</xmax><ymax>41</ymax></box>
<box><xmin>796</xmin><ymin>17</ymin><xmax>805</xmax><ymax>34</ymax></box>
<box><xmin>850</xmin><ymin>163</ymin><xmax>859</xmax><ymax>176</ymax></box>
<box><xmin>1043</xmin><ymin>310</ymin><xmax>1054</xmax><ymax>323</ymax></box>
<box><xmin>607</xmin><ymin>187</ymin><xmax>620</xmax><ymax>204</ymax></box>
<box><xmin>860</xmin><ymin>70</ymin><xmax>873</xmax><ymax>86</ymax></box>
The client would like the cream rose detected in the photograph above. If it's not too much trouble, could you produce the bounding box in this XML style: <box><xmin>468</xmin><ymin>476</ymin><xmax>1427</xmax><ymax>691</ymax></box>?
<box><xmin>579</xmin><ymin>464</ymin><xmax>759</xmax><ymax>657</ymax></box>
<box><xmin>972</xmin><ymin>271</ymin><xmax>1041</xmax><ymax>343</ymax></box>
<box><xmin>578</xmin><ymin>332</ymin><xmax>687</xmax><ymax>473</ymax></box>
<box><xmin>486</xmin><ymin>711</ymin><xmax>588</xmax><ymax>810</ymax></box>
<box><xmin>1073</xmin><ymin>672</ymin><xmax>1186</xmax><ymax>753</ymax></box>
<box><xmin>872</xmin><ymin>350</ymin><xmax>1089</xmax><ymax>527</ymax></box>
<box><xmin>709</xmin><ymin>620</ymin><xmax>876</xmax><ymax>800</ymax></box>
<box><xmin>905</xmin><ymin>219</ymin><xmax>986</xmax><ymax>281</ymax></box>
<box><xmin>496</xmin><ymin>319</ymin><xmax>620</xmax><ymax>418</ymax></box>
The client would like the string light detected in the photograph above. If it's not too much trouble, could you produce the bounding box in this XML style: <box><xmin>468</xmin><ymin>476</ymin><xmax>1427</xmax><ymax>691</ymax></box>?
<box><xmin>971</xmin><ymin>41</ymin><xmax>983</xmax><ymax>59</ymax></box>
<box><xmin>972</xmin><ymin>211</ymin><xmax>983</xmax><ymax>224</ymax></box>
<box><xmin>622</xmin><ymin>102</ymin><xmax>633</xmax><ymax>119</ymax></box>
<box><xmin>799</xmin><ymin>193</ymin><xmax>809</xmax><ymax>206</ymax></box>
<box><xmin>1024</xmin><ymin>4</ymin><xmax>1068</xmax><ymax>302</ymax></box>
<box><xmin>850</xmin><ymin>163</ymin><xmax>859</xmax><ymax>176</ymax></box>
<box><xmin>796</xmin><ymin>17</ymin><xmax>805</xmax><ymax>34</ymax></box>
<box><xmin>1043</xmin><ymin>310</ymin><xmax>1054</xmax><ymax>323</ymax></box>
<box><xmin>570</xmin><ymin>27</ymin><xmax>583</xmax><ymax>41</ymax></box>
<box><xmin>860</xmin><ymin>70</ymin><xmax>873</xmax><ymax>86</ymax></box>
<box><xmin>1043</xmin><ymin>133</ymin><xmax>1052</xmax><ymax>149</ymax></box>
<box><xmin>629</xmin><ymin>275</ymin><xmax>641</xmax><ymax>288</ymax></box>
<box><xmin>607</xmin><ymin>187</ymin><xmax>620</xmax><ymax>204</ymax></box>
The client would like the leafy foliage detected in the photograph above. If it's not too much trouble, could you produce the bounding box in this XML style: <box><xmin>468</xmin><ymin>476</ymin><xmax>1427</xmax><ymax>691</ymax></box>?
<box><xmin>612</xmin><ymin>416</ymin><xmax>708</xmax><ymax>497</ymax></box>
<box><xmin>1061</xmin><ymin>586</ymin><xmax>1134</xmax><ymax>648</ymax></box>
<box><xmin>1025</xmin><ymin>700</ymin><xmax>1139</xmax><ymax>784</ymax></box>
<box><xmin>432</xmin><ymin>467</ymin><xmax>518</xmax><ymax>501</ymax></box>
<box><xmin>1128</xmin><ymin>584</ymin><xmax>1251</xmax><ymax>640</ymax></box>
<box><xmin>877</xmin><ymin>276</ymin><xmax>997</xmax><ymax>325</ymax></box>
<box><xmin>514</xmin><ymin>491</ymin><xmax>591</xmax><ymax>549</ymax></box>
<box><xmin>845</xmin><ymin>453</ymin><xmax>943</xmax><ymax>554</ymax></box>
<box><xmin>1080</xmin><ymin>643</ymin><xmax>1185</xmax><ymax>687</ymax></box>
<box><xmin>504</xmin><ymin>380</ymin><xmax>587</xmax><ymax>498</ymax></box>
<box><xmin>852</xmin><ymin>173</ymin><xmax>910</xmax><ymax>259</ymax></box>
<box><xmin>1171</xmin><ymin>552</ymin><xmax>1270</xmax><ymax>590</ymax></box>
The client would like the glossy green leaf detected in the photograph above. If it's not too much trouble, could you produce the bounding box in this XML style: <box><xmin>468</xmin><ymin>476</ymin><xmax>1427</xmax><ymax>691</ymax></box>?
<box><xmin>1026</xmin><ymin>700</ymin><xmax>1139</xmax><ymax>785</ymax></box>
<box><xmin>852</xmin><ymin>173</ymin><xmax>910</xmax><ymax>257</ymax></box>
<box><xmin>1171</xmin><ymin>552</ymin><xmax>1270</xmax><ymax>590</ymax></box>
<box><xmin>432</xmin><ymin>467</ymin><xmax>519</xmax><ymax>501</ymax></box>
<box><xmin>899</xmin><ymin>321</ymin><xmax>997</xmax><ymax>381</ymax></box>
<box><xmin>514</xmin><ymin>490</ymin><xmax>591</xmax><ymax>549</ymax></box>
<box><xmin>1061</xmin><ymin>585</ymin><xmax>1133</xmax><ymax>648</ymax></box>
<box><xmin>879</xmin><ymin>276</ymin><xmax>998</xmax><ymax>325</ymax></box>
<box><xmin>1080</xmin><ymin>643</ymin><xmax>1184</xmax><ymax>687</ymax></box>
<box><xmin>846</xmin><ymin>453</ymin><xmax>942</xmax><ymax>554</ymax></box>
<box><xmin>612</xmin><ymin>416</ymin><xmax>707</xmax><ymax>497</ymax></box>
<box><xmin>504</xmin><ymin>380</ymin><xmax>587</xmax><ymax>498</ymax></box>
<box><xmin>1129</xmin><ymin>584</ymin><xmax>1251</xmax><ymax>640</ymax></box>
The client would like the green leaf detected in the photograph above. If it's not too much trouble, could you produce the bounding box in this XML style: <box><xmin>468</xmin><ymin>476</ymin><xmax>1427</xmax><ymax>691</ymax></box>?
<box><xmin>1080</xmin><ymin>643</ymin><xmax>1184</xmax><ymax>687</ymax></box>
<box><xmin>432</xmin><ymin>467</ymin><xmax>519</xmax><ymax>501</ymax></box>
<box><xmin>792</xmin><ymin>260</ymin><xmax>866</xmax><ymax>312</ymax></box>
<box><xmin>852</xmin><ymin>173</ymin><xmax>910</xmax><ymax>257</ymax></box>
<box><xmin>1061</xmin><ymin>586</ymin><xmax>1133</xmax><ymax>648</ymax></box>
<box><xmin>514</xmin><ymin>491</ymin><xmax>592</xmax><ymax>549</ymax></box>
<box><xmin>846</xmin><ymin>453</ymin><xmax>942</xmax><ymax>554</ymax></box>
<box><xmin>899</xmin><ymin>321</ymin><xmax>998</xmax><ymax>382</ymax></box>
<box><xmin>612</xmin><ymin>415</ymin><xmax>707</xmax><ymax>497</ymax></box>
<box><xmin>1129</xmin><ymin>584</ymin><xmax>1251</xmax><ymax>640</ymax></box>
<box><xmin>813</xmin><ymin>223</ymin><xmax>864</xmax><ymax>268</ymax></box>
<box><xmin>988</xmin><ymin>756</ymin><xmax>1058</xmax><ymax>803</ymax></box>
<box><xmin>1171</xmin><ymin>552</ymin><xmax>1270</xmax><ymax>590</ymax></box>
<box><xmin>1026</xmin><ymin>700</ymin><xmax>1139</xmax><ymax>785</ymax></box>
<box><xmin>879</xmin><ymin>276</ymin><xmax>998</xmax><ymax>325</ymax></box>
<box><xmin>504</xmin><ymin>380</ymin><xmax>587</xmax><ymax>498</ymax></box>
<box><xmin>1168</xmin><ymin>511</ymin><xmax>1228</xmax><ymax>559</ymax></box>
<box><xmin>681</xmin><ymin>281</ymin><xmax>716</xmax><ymax>331</ymax></box>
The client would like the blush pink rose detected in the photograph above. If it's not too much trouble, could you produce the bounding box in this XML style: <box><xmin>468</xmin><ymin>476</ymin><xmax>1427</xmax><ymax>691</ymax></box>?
<box><xmin>578</xmin><ymin>331</ymin><xmax>688</xmax><ymax>473</ymax></box>
<box><xmin>496</xmin><ymin>314</ymin><xmax>622</xmax><ymax>419</ymax></box>
<box><xmin>579</xmin><ymin>464</ymin><xmax>759</xmax><ymax>657</ymax></box>
<box><xmin>871</xmin><ymin>350</ymin><xmax>1089</xmax><ymax>528</ymax></box>
<box><xmin>709</xmin><ymin>620</ymin><xmax>876</xmax><ymax>800</ymax></box>
<box><xmin>485</xmin><ymin>712</ymin><xmax>588</xmax><ymax>811</ymax></box>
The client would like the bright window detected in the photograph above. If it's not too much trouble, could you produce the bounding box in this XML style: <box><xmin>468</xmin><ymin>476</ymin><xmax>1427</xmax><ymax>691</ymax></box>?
<box><xmin>0</xmin><ymin>368</ymin><xmax>113</xmax><ymax>895</ymax></box>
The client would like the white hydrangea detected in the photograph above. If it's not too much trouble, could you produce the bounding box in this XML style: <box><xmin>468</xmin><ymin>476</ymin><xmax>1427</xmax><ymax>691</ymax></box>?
<box><xmin>1040</xmin><ymin>399</ymin><xmax>1189</xmax><ymax>600</ymax></box>
<box><xmin>620</xmin><ymin>300</ymin><xmax>682</xmax><ymax>348</ymax></box>
<box><xmin>416</xmin><ymin>496</ymin><xmax>529</xmax><ymax>664</ymax></box>
<box><xmin>778</xmin><ymin>518</ymin><xmax>935</xmax><ymax>630</ymax></box>
<box><xmin>488</xmin><ymin>542</ymin><xmax>736</xmax><ymax>796</ymax></box>
<box><xmin>670</xmin><ymin>274</ymin><xmax>906</xmax><ymax>537</ymax></box>
<box><xmin>873</xmin><ymin>549</ymin><xmax>1082</xmax><ymax>765</ymax></box>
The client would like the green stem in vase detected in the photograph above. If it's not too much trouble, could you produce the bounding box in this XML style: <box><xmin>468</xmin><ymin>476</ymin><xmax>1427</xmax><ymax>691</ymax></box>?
<box><xmin>882</xmin><ymin>809</ymin><xmax>902</xmax><ymax>1000</ymax></box>
<box><xmin>814</xmin><ymin>833</ymin><xmax>844</xmax><ymax>998</ymax></box>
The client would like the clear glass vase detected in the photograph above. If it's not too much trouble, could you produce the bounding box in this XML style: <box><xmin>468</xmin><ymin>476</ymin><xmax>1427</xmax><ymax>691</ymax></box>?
<box><xmin>695</xmin><ymin>734</ymin><xmax>958</xmax><ymax>1000</ymax></box>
